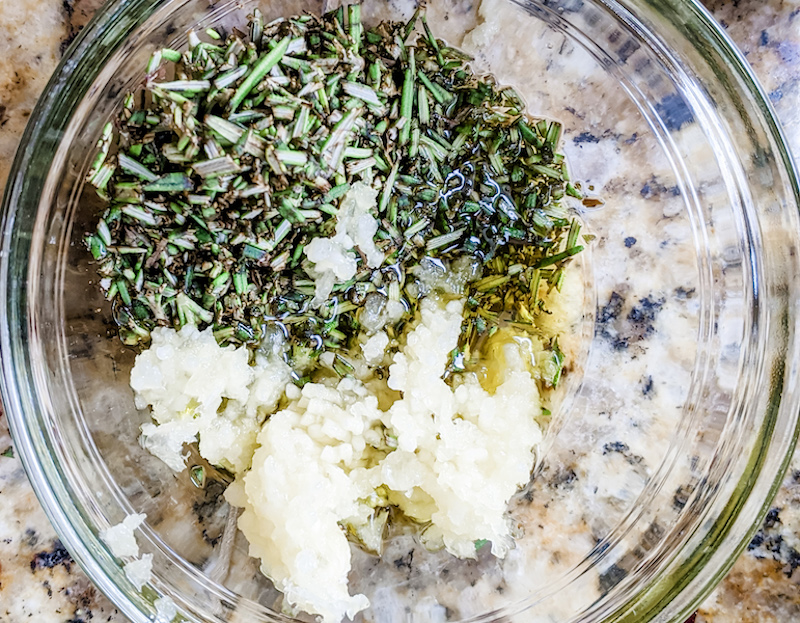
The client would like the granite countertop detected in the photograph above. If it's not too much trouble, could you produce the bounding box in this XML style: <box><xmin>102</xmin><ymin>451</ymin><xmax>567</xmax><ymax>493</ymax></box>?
<box><xmin>1</xmin><ymin>0</ymin><xmax>799</xmax><ymax>621</ymax></box>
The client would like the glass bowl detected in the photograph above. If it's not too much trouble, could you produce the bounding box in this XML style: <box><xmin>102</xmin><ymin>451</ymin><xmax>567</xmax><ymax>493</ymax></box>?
<box><xmin>3</xmin><ymin>0</ymin><xmax>800</xmax><ymax>622</ymax></box>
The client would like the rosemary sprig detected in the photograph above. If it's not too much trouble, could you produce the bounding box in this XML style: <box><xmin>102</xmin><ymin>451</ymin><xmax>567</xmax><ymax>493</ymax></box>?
<box><xmin>86</xmin><ymin>4</ymin><xmax>585</xmax><ymax>371</ymax></box>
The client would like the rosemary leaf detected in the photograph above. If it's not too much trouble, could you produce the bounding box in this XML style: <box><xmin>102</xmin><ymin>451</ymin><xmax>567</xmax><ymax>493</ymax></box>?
<box><xmin>229</xmin><ymin>35</ymin><xmax>292</xmax><ymax>112</ymax></box>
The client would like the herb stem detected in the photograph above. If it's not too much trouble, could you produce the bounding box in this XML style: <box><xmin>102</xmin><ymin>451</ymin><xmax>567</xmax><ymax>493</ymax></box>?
<box><xmin>229</xmin><ymin>36</ymin><xmax>291</xmax><ymax>112</ymax></box>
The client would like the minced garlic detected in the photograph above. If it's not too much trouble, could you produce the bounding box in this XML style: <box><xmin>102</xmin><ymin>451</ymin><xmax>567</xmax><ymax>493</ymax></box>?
<box><xmin>131</xmin><ymin>294</ymin><xmax>548</xmax><ymax>622</ymax></box>
<box><xmin>304</xmin><ymin>182</ymin><xmax>383</xmax><ymax>306</ymax></box>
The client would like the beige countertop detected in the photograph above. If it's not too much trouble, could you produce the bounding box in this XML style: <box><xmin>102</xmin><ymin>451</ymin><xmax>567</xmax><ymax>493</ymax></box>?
<box><xmin>1</xmin><ymin>0</ymin><xmax>799</xmax><ymax>621</ymax></box>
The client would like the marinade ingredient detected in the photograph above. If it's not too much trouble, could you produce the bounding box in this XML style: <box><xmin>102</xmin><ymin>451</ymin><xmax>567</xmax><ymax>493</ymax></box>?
<box><xmin>132</xmin><ymin>290</ymin><xmax>553</xmax><ymax>623</ymax></box>
<box><xmin>86</xmin><ymin>5</ymin><xmax>583</xmax><ymax>380</ymax></box>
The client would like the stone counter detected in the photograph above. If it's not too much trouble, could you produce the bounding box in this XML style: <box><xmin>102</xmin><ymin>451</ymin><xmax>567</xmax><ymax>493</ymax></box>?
<box><xmin>0</xmin><ymin>0</ymin><xmax>799</xmax><ymax>621</ymax></box>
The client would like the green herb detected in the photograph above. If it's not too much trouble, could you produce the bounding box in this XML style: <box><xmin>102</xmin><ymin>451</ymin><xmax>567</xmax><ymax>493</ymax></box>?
<box><xmin>190</xmin><ymin>465</ymin><xmax>206</xmax><ymax>488</ymax></box>
<box><xmin>86</xmin><ymin>3</ymin><xmax>585</xmax><ymax>385</ymax></box>
<box><xmin>229</xmin><ymin>36</ymin><xmax>291</xmax><ymax>112</ymax></box>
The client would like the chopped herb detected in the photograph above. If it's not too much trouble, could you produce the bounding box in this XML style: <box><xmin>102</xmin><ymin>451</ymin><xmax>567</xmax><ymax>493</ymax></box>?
<box><xmin>85</xmin><ymin>4</ymin><xmax>585</xmax><ymax>389</ymax></box>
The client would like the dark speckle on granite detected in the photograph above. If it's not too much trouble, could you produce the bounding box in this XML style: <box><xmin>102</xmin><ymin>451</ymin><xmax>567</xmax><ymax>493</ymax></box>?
<box><xmin>776</xmin><ymin>40</ymin><xmax>800</xmax><ymax>65</ymax></box>
<box><xmin>597</xmin><ymin>292</ymin><xmax>625</xmax><ymax>325</ymax></box>
<box><xmin>624</xmin><ymin>236</ymin><xmax>637</xmax><ymax>248</ymax></box>
<box><xmin>641</xmin><ymin>522</ymin><xmax>665</xmax><ymax>551</ymax></box>
<box><xmin>563</xmin><ymin>105</ymin><xmax>582</xmax><ymax>119</ymax></box>
<box><xmin>655</xmin><ymin>93</ymin><xmax>695</xmax><ymax>131</ymax></box>
<box><xmin>603</xmin><ymin>441</ymin><xmax>629</xmax><ymax>455</ymax></box>
<box><xmin>770</xmin><ymin>87</ymin><xmax>785</xmax><ymax>102</ymax></box>
<box><xmin>640</xmin><ymin>175</ymin><xmax>681</xmax><ymax>199</ymax></box>
<box><xmin>191</xmin><ymin>477</ymin><xmax>231</xmax><ymax>547</ymax></box>
<box><xmin>641</xmin><ymin>375</ymin><xmax>654</xmax><ymax>397</ymax></box>
<box><xmin>24</xmin><ymin>528</ymin><xmax>40</xmax><ymax>549</ymax></box>
<box><xmin>764</xmin><ymin>507</ymin><xmax>782</xmax><ymax>529</ymax></box>
<box><xmin>673</xmin><ymin>484</ymin><xmax>693</xmax><ymax>511</ymax></box>
<box><xmin>747</xmin><ymin>506</ymin><xmax>800</xmax><ymax>578</ymax></box>
<box><xmin>393</xmin><ymin>550</ymin><xmax>413</xmax><ymax>572</ymax></box>
<box><xmin>616</xmin><ymin>38</ymin><xmax>640</xmax><ymax>63</ymax></box>
<box><xmin>573</xmin><ymin>131</ymin><xmax>600</xmax><ymax>144</ymax></box>
<box><xmin>192</xmin><ymin>478</ymin><xmax>227</xmax><ymax>522</ymax></box>
<box><xmin>59</xmin><ymin>28</ymin><xmax>81</xmax><ymax>55</ymax></box>
<box><xmin>602</xmin><ymin>441</ymin><xmax>644</xmax><ymax>466</ymax></box>
<box><xmin>548</xmin><ymin>465</ymin><xmax>578</xmax><ymax>490</ymax></box>
<box><xmin>598</xmin><ymin>563</ymin><xmax>627</xmax><ymax>594</ymax></box>
<box><xmin>597</xmin><ymin>292</ymin><xmax>627</xmax><ymax>350</ymax></box>
<box><xmin>627</xmin><ymin>296</ymin><xmax>665</xmax><ymax>341</ymax></box>
<box><xmin>31</xmin><ymin>540</ymin><xmax>73</xmax><ymax>571</ymax></box>
<box><xmin>596</xmin><ymin>292</ymin><xmax>665</xmax><ymax>350</ymax></box>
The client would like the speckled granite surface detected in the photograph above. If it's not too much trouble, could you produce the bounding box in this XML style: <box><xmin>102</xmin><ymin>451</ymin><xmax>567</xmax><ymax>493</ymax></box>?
<box><xmin>1</xmin><ymin>0</ymin><xmax>799</xmax><ymax>621</ymax></box>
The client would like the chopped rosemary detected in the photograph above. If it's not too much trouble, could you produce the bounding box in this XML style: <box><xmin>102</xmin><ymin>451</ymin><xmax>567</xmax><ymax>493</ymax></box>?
<box><xmin>86</xmin><ymin>3</ymin><xmax>586</xmax><ymax>380</ymax></box>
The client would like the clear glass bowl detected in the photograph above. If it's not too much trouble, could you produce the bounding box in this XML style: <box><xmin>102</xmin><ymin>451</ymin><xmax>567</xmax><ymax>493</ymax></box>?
<box><xmin>3</xmin><ymin>0</ymin><xmax>800</xmax><ymax>622</ymax></box>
